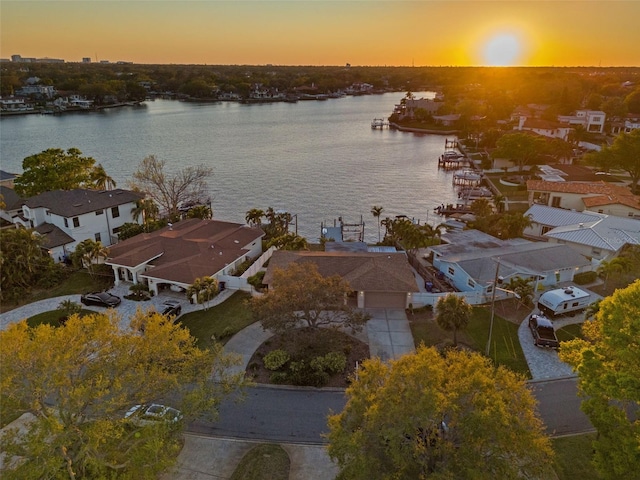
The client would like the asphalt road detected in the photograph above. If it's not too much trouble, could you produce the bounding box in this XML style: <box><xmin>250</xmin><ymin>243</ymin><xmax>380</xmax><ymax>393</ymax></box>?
<box><xmin>188</xmin><ymin>377</ymin><xmax>593</xmax><ymax>444</ymax></box>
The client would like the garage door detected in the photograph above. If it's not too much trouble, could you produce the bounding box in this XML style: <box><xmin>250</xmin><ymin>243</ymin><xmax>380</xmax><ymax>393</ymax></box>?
<box><xmin>364</xmin><ymin>292</ymin><xmax>407</xmax><ymax>309</ymax></box>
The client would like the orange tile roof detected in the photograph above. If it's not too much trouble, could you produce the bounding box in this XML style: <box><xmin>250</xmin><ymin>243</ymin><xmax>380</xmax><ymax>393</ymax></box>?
<box><xmin>527</xmin><ymin>180</ymin><xmax>640</xmax><ymax>210</ymax></box>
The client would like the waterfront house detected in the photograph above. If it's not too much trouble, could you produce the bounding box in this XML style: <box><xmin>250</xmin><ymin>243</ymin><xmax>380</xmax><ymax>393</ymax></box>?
<box><xmin>263</xmin><ymin>250</ymin><xmax>419</xmax><ymax>309</ymax></box>
<box><xmin>106</xmin><ymin>219</ymin><xmax>264</xmax><ymax>295</ymax></box>
<box><xmin>527</xmin><ymin>180</ymin><xmax>640</xmax><ymax>218</ymax></box>
<box><xmin>18</xmin><ymin>188</ymin><xmax>143</xmax><ymax>262</ymax></box>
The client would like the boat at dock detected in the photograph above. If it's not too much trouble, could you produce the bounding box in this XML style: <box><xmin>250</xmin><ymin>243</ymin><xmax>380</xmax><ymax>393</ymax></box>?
<box><xmin>371</xmin><ymin>118</ymin><xmax>389</xmax><ymax>129</ymax></box>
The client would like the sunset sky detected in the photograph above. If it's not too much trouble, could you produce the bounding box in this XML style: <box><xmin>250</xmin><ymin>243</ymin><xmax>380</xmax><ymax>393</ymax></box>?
<box><xmin>2</xmin><ymin>1</ymin><xmax>639</xmax><ymax>67</ymax></box>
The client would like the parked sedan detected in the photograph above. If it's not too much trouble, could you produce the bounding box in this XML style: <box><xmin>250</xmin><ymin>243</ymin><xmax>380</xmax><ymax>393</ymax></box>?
<box><xmin>124</xmin><ymin>404</ymin><xmax>183</xmax><ymax>426</ymax></box>
<box><xmin>80</xmin><ymin>292</ymin><xmax>121</xmax><ymax>308</ymax></box>
<box><xmin>160</xmin><ymin>300</ymin><xmax>182</xmax><ymax>317</ymax></box>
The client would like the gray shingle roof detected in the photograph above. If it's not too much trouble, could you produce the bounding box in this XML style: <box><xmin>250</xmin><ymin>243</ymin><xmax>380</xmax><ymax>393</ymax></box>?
<box><xmin>34</xmin><ymin>223</ymin><xmax>74</xmax><ymax>249</ymax></box>
<box><xmin>25</xmin><ymin>189</ymin><xmax>143</xmax><ymax>217</ymax></box>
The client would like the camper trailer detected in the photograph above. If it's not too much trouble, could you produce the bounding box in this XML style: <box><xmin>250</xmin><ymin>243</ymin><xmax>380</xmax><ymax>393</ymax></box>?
<box><xmin>537</xmin><ymin>286</ymin><xmax>593</xmax><ymax>317</ymax></box>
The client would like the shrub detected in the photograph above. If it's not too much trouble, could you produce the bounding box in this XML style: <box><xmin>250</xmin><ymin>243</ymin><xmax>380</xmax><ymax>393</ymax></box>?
<box><xmin>288</xmin><ymin>360</ymin><xmax>328</xmax><ymax>387</ymax></box>
<box><xmin>248</xmin><ymin>271</ymin><xmax>266</xmax><ymax>290</ymax></box>
<box><xmin>311</xmin><ymin>351</ymin><xmax>347</xmax><ymax>374</ymax></box>
<box><xmin>263</xmin><ymin>349</ymin><xmax>290</xmax><ymax>371</ymax></box>
<box><xmin>573</xmin><ymin>271</ymin><xmax>597</xmax><ymax>285</ymax></box>
<box><xmin>269</xmin><ymin>372</ymin><xmax>289</xmax><ymax>384</ymax></box>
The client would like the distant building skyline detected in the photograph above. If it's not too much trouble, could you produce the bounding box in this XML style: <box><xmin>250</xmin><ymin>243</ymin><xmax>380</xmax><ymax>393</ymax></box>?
<box><xmin>1</xmin><ymin>1</ymin><xmax>639</xmax><ymax>67</ymax></box>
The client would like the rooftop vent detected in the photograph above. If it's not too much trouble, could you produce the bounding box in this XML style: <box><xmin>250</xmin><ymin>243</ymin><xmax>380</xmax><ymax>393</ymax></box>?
<box><xmin>564</xmin><ymin>287</ymin><xmax>574</xmax><ymax>295</ymax></box>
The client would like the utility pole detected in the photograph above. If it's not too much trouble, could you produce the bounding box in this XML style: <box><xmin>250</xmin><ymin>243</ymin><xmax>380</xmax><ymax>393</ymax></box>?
<box><xmin>485</xmin><ymin>257</ymin><xmax>501</xmax><ymax>357</ymax></box>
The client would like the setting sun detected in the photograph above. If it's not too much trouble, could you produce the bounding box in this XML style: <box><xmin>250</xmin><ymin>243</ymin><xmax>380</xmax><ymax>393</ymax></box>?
<box><xmin>483</xmin><ymin>33</ymin><xmax>522</xmax><ymax>66</ymax></box>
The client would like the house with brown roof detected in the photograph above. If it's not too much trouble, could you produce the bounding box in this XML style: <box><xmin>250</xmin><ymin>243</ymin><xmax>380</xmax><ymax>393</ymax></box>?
<box><xmin>263</xmin><ymin>250</ymin><xmax>420</xmax><ymax>309</ymax></box>
<box><xmin>106</xmin><ymin>219</ymin><xmax>264</xmax><ymax>295</ymax></box>
<box><xmin>527</xmin><ymin>180</ymin><xmax>640</xmax><ymax>218</ymax></box>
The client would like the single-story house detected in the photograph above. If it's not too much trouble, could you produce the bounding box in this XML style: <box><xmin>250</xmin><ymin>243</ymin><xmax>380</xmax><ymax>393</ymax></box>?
<box><xmin>523</xmin><ymin>204</ymin><xmax>605</xmax><ymax>239</ymax></box>
<box><xmin>544</xmin><ymin>215</ymin><xmax>640</xmax><ymax>261</ymax></box>
<box><xmin>16</xmin><ymin>188</ymin><xmax>143</xmax><ymax>262</ymax></box>
<box><xmin>106</xmin><ymin>219</ymin><xmax>264</xmax><ymax>295</ymax></box>
<box><xmin>426</xmin><ymin>229</ymin><xmax>592</xmax><ymax>299</ymax></box>
<box><xmin>263</xmin><ymin>250</ymin><xmax>420</xmax><ymax>309</ymax></box>
<box><xmin>527</xmin><ymin>180</ymin><xmax>640</xmax><ymax>218</ymax></box>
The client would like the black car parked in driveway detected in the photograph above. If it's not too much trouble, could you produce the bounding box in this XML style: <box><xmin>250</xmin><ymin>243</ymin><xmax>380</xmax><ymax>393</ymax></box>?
<box><xmin>80</xmin><ymin>292</ymin><xmax>122</xmax><ymax>307</ymax></box>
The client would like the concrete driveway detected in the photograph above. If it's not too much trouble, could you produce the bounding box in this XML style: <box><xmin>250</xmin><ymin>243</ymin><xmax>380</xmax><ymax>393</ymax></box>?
<box><xmin>363</xmin><ymin>308</ymin><xmax>415</xmax><ymax>361</ymax></box>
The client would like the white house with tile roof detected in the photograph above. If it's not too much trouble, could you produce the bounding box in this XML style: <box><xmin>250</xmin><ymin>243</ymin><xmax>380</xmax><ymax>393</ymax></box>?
<box><xmin>527</xmin><ymin>180</ymin><xmax>640</xmax><ymax>218</ymax></box>
<box><xmin>105</xmin><ymin>219</ymin><xmax>264</xmax><ymax>295</ymax></box>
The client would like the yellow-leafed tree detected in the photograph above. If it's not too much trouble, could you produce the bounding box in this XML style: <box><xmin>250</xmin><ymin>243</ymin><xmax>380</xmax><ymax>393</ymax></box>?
<box><xmin>327</xmin><ymin>346</ymin><xmax>554</xmax><ymax>479</ymax></box>
<box><xmin>0</xmin><ymin>310</ymin><xmax>248</xmax><ymax>480</ymax></box>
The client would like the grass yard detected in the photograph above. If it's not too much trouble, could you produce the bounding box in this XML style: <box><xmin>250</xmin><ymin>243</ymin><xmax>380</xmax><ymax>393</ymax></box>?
<box><xmin>26</xmin><ymin>309</ymin><xmax>95</xmax><ymax>328</ymax></box>
<box><xmin>1</xmin><ymin>270</ymin><xmax>112</xmax><ymax>313</ymax></box>
<box><xmin>556</xmin><ymin>323</ymin><xmax>585</xmax><ymax>343</ymax></box>
<box><xmin>178</xmin><ymin>291</ymin><xmax>255</xmax><ymax>348</ymax></box>
<box><xmin>552</xmin><ymin>434</ymin><xmax>602</xmax><ymax>480</ymax></box>
<box><xmin>409</xmin><ymin>306</ymin><xmax>530</xmax><ymax>377</ymax></box>
<box><xmin>230</xmin><ymin>444</ymin><xmax>290</xmax><ymax>480</ymax></box>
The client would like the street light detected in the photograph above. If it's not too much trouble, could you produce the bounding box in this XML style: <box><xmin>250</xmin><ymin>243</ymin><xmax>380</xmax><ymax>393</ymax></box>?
<box><xmin>485</xmin><ymin>258</ymin><xmax>520</xmax><ymax>357</ymax></box>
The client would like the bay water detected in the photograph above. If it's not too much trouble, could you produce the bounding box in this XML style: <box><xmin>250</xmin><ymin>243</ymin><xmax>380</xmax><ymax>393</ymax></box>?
<box><xmin>0</xmin><ymin>92</ymin><xmax>460</xmax><ymax>243</ymax></box>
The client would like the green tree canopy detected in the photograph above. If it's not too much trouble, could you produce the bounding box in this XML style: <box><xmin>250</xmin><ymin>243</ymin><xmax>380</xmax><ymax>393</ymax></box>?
<box><xmin>251</xmin><ymin>262</ymin><xmax>369</xmax><ymax>334</ymax></box>
<box><xmin>14</xmin><ymin>148</ymin><xmax>113</xmax><ymax>197</ymax></box>
<box><xmin>559</xmin><ymin>280</ymin><xmax>640</xmax><ymax>479</ymax></box>
<box><xmin>492</xmin><ymin>132</ymin><xmax>546</xmax><ymax>172</ymax></box>
<box><xmin>585</xmin><ymin>129</ymin><xmax>640</xmax><ymax>193</ymax></box>
<box><xmin>327</xmin><ymin>346</ymin><xmax>554</xmax><ymax>479</ymax></box>
<box><xmin>0</xmin><ymin>310</ymin><xmax>248</xmax><ymax>479</ymax></box>
<box><xmin>0</xmin><ymin>227</ymin><xmax>62</xmax><ymax>302</ymax></box>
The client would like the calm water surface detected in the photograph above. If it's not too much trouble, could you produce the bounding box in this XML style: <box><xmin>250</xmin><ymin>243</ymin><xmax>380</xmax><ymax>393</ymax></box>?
<box><xmin>0</xmin><ymin>93</ymin><xmax>460</xmax><ymax>242</ymax></box>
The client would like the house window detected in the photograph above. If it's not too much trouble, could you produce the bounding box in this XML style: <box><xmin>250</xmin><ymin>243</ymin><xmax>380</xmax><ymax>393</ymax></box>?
<box><xmin>598</xmin><ymin>210</ymin><xmax>604</xmax><ymax>214</ymax></box>
<box><xmin>64</xmin><ymin>218</ymin><xmax>69</xmax><ymax>228</ymax></box>
<box><xmin>592</xmin><ymin>248</ymin><xmax>601</xmax><ymax>256</ymax></box>
<box><xmin>630</xmin><ymin>212</ymin><xmax>636</xmax><ymax>217</ymax></box>
<box><xmin>112</xmin><ymin>226</ymin><xmax>122</xmax><ymax>234</ymax></box>
<box><xmin>111</xmin><ymin>206</ymin><xmax>120</xmax><ymax>218</ymax></box>
<box><xmin>448</xmin><ymin>267</ymin><xmax>455</xmax><ymax>276</ymax></box>
<box><xmin>72</xmin><ymin>217</ymin><xmax>80</xmax><ymax>228</ymax></box>
<box><xmin>487</xmin><ymin>285</ymin><xmax>493</xmax><ymax>294</ymax></box>
<box><xmin>467</xmin><ymin>279</ymin><xmax>475</xmax><ymax>288</ymax></box>
<box><xmin>95</xmin><ymin>209</ymin><xmax>104</xmax><ymax>215</ymax></box>
<box><xmin>45</xmin><ymin>209</ymin><xmax>50</xmax><ymax>216</ymax></box>
<box><xmin>541</xmin><ymin>225</ymin><xmax>552</xmax><ymax>235</ymax></box>
<box><xmin>551</xmin><ymin>196</ymin><xmax>561</xmax><ymax>207</ymax></box>
<box><xmin>95</xmin><ymin>232</ymin><xmax>101</xmax><ymax>242</ymax></box>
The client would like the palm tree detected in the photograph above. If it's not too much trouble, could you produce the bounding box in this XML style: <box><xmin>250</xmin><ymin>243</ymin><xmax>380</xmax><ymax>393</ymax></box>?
<box><xmin>371</xmin><ymin>206</ymin><xmax>384</xmax><ymax>243</ymax></box>
<box><xmin>597</xmin><ymin>257</ymin><xmax>632</xmax><ymax>290</ymax></box>
<box><xmin>187</xmin><ymin>205</ymin><xmax>212</xmax><ymax>219</ymax></box>
<box><xmin>91</xmin><ymin>163</ymin><xmax>117</xmax><ymax>190</ymax></box>
<box><xmin>245</xmin><ymin>208</ymin><xmax>265</xmax><ymax>227</ymax></box>
<box><xmin>435</xmin><ymin>294</ymin><xmax>472</xmax><ymax>347</ymax></box>
<box><xmin>73</xmin><ymin>239</ymin><xmax>109</xmax><ymax>276</ymax></box>
<box><xmin>131</xmin><ymin>198</ymin><xmax>159</xmax><ymax>228</ymax></box>
<box><xmin>186</xmin><ymin>276</ymin><xmax>219</xmax><ymax>310</ymax></box>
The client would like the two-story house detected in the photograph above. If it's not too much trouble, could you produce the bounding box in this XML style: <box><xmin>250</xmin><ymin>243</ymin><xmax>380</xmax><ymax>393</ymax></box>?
<box><xmin>19</xmin><ymin>188</ymin><xmax>143</xmax><ymax>262</ymax></box>
<box><xmin>527</xmin><ymin>180</ymin><xmax>640</xmax><ymax>218</ymax></box>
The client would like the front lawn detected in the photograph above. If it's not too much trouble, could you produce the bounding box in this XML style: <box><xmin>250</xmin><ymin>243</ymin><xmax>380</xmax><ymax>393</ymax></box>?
<box><xmin>27</xmin><ymin>309</ymin><xmax>95</xmax><ymax>328</ymax></box>
<box><xmin>556</xmin><ymin>323</ymin><xmax>584</xmax><ymax>343</ymax></box>
<box><xmin>1</xmin><ymin>270</ymin><xmax>112</xmax><ymax>313</ymax></box>
<box><xmin>409</xmin><ymin>306</ymin><xmax>530</xmax><ymax>377</ymax></box>
<box><xmin>178</xmin><ymin>291</ymin><xmax>255</xmax><ymax>348</ymax></box>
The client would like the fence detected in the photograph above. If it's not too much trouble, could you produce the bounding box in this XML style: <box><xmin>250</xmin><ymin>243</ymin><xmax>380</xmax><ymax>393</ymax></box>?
<box><xmin>217</xmin><ymin>246</ymin><xmax>276</xmax><ymax>294</ymax></box>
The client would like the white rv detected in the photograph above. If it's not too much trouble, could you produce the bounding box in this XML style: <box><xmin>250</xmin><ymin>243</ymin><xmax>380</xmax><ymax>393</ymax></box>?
<box><xmin>537</xmin><ymin>287</ymin><xmax>593</xmax><ymax>317</ymax></box>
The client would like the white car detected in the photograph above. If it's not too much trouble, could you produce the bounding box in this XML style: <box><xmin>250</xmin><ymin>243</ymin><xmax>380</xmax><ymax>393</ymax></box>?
<box><xmin>124</xmin><ymin>403</ymin><xmax>183</xmax><ymax>426</ymax></box>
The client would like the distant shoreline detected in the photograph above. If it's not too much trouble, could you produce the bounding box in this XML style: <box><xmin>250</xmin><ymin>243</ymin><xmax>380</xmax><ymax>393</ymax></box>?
<box><xmin>0</xmin><ymin>101</ymin><xmax>143</xmax><ymax>118</ymax></box>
